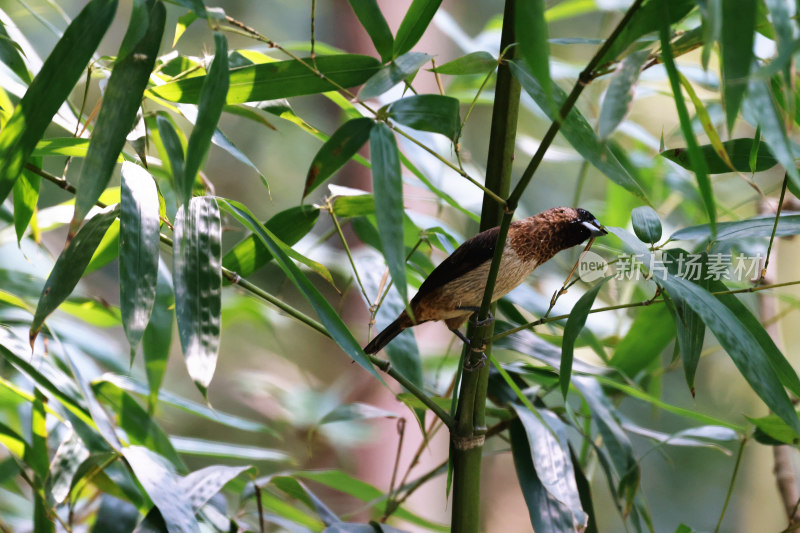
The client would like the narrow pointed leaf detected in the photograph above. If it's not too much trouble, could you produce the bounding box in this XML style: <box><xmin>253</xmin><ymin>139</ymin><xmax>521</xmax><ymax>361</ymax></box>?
<box><xmin>387</xmin><ymin>94</ymin><xmax>460</xmax><ymax>140</ymax></box>
<box><xmin>218</xmin><ymin>199</ymin><xmax>383</xmax><ymax>382</ymax></box>
<box><xmin>609</xmin><ymin>305</ymin><xmax>675</xmax><ymax>378</ymax></box>
<box><xmin>70</xmin><ymin>0</ymin><xmax>163</xmax><ymax>231</ymax></box>
<box><xmin>13</xmin><ymin>164</ymin><xmax>40</xmax><ymax>243</ymax></box>
<box><xmin>659</xmin><ymin>4</ymin><xmax>714</xmax><ymax>233</ymax></box>
<box><xmin>30</xmin><ymin>205</ymin><xmax>120</xmax><ymax>341</ymax></box>
<box><xmin>305</xmin><ymin>118</ymin><xmax>374</xmax><ymax>197</ymax></box>
<box><xmin>117</xmin><ymin>0</ymin><xmax>150</xmax><ymax>62</ymax></box>
<box><xmin>120</xmin><ymin>162</ymin><xmax>161</xmax><ymax>357</ymax></box>
<box><xmin>0</xmin><ymin>21</ymin><xmax>30</xmax><ymax>83</ymax></box>
<box><xmin>347</xmin><ymin>0</ymin><xmax>393</xmax><ymax>62</ymax></box>
<box><xmin>122</xmin><ymin>446</ymin><xmax>199</xmax><ymax>533</ymax></box>
<box><xmin>84</xmin><ymin>219</ymin><xmax>120</xmax><ymax>274</ymax></box>
<box><xmin>370</xmin><ymin>123</ymin><xmax>407</xmax><ymax>304</ymax></box>
<box><xmin>561</xmin><ymin>278</ymin><xmax>608</xmax><ymax>397</ymax></box>
<box><xmin>155</xmin><ymin>113</ymin><xmax>185</xmax><ymax>190</ymax></box>
<box><xmin>359</xmin><ymin>52</ymin><xmax>431</xmax><ymax>99</ymax></box>
<box><xmin>510</xmin><ymin>60</ymin><xmax>647</xmax><ymax>201</ymax></box>
<box><xmin>661</xmin><ymin>138</ymin><xmax>778</xmax><ymax>174</ymax></box>
<box><xmin>222</xmin><ymin>205</ymin><xmax>320</xmax><ymax>280</ymax></box>
<box><xmin>173</xmin><ymin>197</ymin><xmax>222</xmax><ymax>396</ymax></box>
<box><xmin>515</xmin><ymin>0</ymin><xmax>550</xmax><ymax>104</ymax></box>
<box><xmin>150</xmin><ymin>54</ymin><xmax>381</xmax><ymax>104</ymax></box>
<box><xmin>143</xmin><ymin>261</ymin><xmax>174</xmax><ymax>408</ymax></box>
<box><xmin>0</xmin><ymin>0</ymin><xmax>118</xmax><ymax>205</ymax></box>
<box><xmin>720</xmin><ymin>0</ymin><xmax>756</xmax><ymax>132</ymax></box>
<box><xmin>393</xmin><ymin>0</ymin><xmax>442</xmax><ymax>57</ymax></box>
<box><xmin>655</xmin><ymin>273</ymin><xmax>800</xmax><ymax>435</ymax></box>
<box><xmin>182</xmin><ymin>32</ymin><xmax>228</xmax><ymax>204</ymax></box>
<box><xmin>47</xmin><ymin>429</ymin><xmax>89</xmax><ymax>504</ymax></box>
<box><xmin>670</xmin><ymin>214</ymin><xmax>800</xmax><ymax>241</ymax></box>
<box><xmin>598</xmin><ymin>50</ymin><xmax>649</xmax><ymax>139</ymax></box>
<box><xmin>429</xmin><ymin>51</ymin><xmax>497</xmax><ymax>75</ymax></box>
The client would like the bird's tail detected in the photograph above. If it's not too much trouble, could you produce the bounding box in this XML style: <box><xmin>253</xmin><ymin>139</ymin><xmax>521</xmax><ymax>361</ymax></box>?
<box><xmin>364</xmin><ymin>313</ymin><xmax>411</xmax><ymax>354</ymax></box>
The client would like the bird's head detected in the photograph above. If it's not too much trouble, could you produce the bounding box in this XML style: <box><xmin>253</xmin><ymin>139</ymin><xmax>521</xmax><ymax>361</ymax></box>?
<box><xmin>536</xmin><ymin>207</ymin><xmax>607</xmax><ymax>250</ymax></box>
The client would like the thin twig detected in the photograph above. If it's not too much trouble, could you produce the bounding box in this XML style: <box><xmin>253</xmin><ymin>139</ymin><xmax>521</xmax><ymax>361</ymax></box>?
<box><xmin>762</xmin><ymin>172</ymin><xmax>789</xmax><ymax>280</ymax></box>
<box><xmin>715</xmin><ymin>438</ymin><xmax>746</xmax><ymax>533</ymax></box>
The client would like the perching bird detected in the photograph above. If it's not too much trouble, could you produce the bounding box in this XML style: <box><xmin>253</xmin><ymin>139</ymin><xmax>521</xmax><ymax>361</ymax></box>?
<box><xmin>363</xmin><ymin>207</ymin><xmax>607</xmax><ymax>354</ymax></box>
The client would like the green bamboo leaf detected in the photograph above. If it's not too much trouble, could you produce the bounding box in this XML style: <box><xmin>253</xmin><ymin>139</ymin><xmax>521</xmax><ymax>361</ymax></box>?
<box><xmin>218</xmin><ymin>199</ymin><xmax>383</xmax><ymax>382</ymax></box>
<box><xmin>658</xmin><ymin>4</ymin><xmax>715</xmax><ymax>234</ymax></box>
<box><xmin>169</xmin><ymin>438</ymin><xmax>285</xmax><ymax>462</ymax></box>
<box><xmin>387</xmin><ymin>94</ymin><xmax>460</xmax><ymax>141</ymax></box>
<box><xmin>608</xmin><ymin>305</ymin><xmax>675</xmax><ymax>378</ymax></box>
<box><xmin>0</xmin><ymin>0</ymin><xmax>118</xmax><ymax>205</ymax></box>
<box><xmin>393</xmin><ymin>0</ymin><xmax>442</xmax><ymax>57</ymax></box>
<box><xmin>60</xmin><ymin>298</ymin><xmax>121</xmax><ymax>328</ymax></box>
<box><xmin>117</xmin><ymin>0</ymin><xmax>149</xmax><ymax>61</ymax></box>
<box><xmin>222</xmin><ymin>205</ymin><xmax>320</xmax><ymax>280</ymax></box>
<box><xmin>597</xmin><ymin>0</ymin><xmax>695</xmax><ymax>66</ymax></box>
<box><xmin>173</xmin><ymin>197</ymin><xmax>221</xmax><ymax>397</ymax></box>
<box><xmin>70</xmin><ymin>0</ymin><xmax>164</xmax><ymax>233</ymax></box>
<box><xmin>121</xmin><ymin>446</ymin><xmax>200</xmax><ymax>533</ymax></box>
<box><xmin>661</xmin><ymin>138</ymin><xmax>778</xmax><ymax>174</ymax></box>
<box><xmin>31</xmin><ymin>138</ymin><xmax>94</xmax><ymax>159</ymax></box>
<box><xmin>47</xmin><ymin>428</ymin><xmax>89</xmax><ymax>504</ymax></box>
<box><xmin>744</xmin><ymin>78</ymin><xmax>800</xmax><ymax>191</ymax></box>
<box><xmin>182</xmin><ymin>32</ymin><xmax>228</xmax><ymax>204</ymax></box>
<box><xmin>429</xmin><ymin>51</ymin><xmax>496</xmax><ymax>75</ymax></box>
<box><xmin>30</xmin><ymin>391</ymin><xmax>48</xmax><ymax>480</ymax></box>
<box><xmin>509</xmin><ymin>60</ymin><xmax>648</xmax><ymax>201</ymax></box>
<box><xmin>151</xmin><ymin>54</ymin><xmax>381</xmax><ymax>104</ymax></box>
<box><xmin>120</xmin><ymin>162</ymin><xmax>161</xmax><ymax>358</ymax></box>
<box><xmin>561</xmin><ymin>278</ymin><xmax>608</xmax><ymax>398</ymax></box>
<box><xmin>630</xmin><ymin>205</ymin><xmax>661</xmax><ymax>244</ymax></box>
<box><xmin>347</xmin><ymin>0</ymin><xmax>393</xmax><ymax>62</ymax></box>
<box><xmin>143</xmin><ymin>261</ymin><xmax>174</xmax><ymax>409</ymax></box>
<box><xmin>93</xmin><ymin>380</ymin><xmax>183</xmax><ymax>468</ymax></box>
<box><xmin>0</xmin><ymin>21</ymin><xmax>31</xmax><ymax>83</ymax></box>
<box><xmin>12</xmin><ymin>163</ymin><xmax>40</xmax><ymax>243</ymax></box>
<box><xmin>597</xmin><ymin>50</ymin><xmax>649</xmax><ymax>140</ymax></box>
<box><xmin>305</xmin><ymin>118</ymin><xmax>374</xmax><ymax>198</ymax></box>
<box><xmin>30</xmin><ymin>205</ymin><xmax>120</xmax><ymax>342</ymax></box>
<box><xmin>510</xmin><ymin>405</ymin><xmax>588</xmax><ymax>531</ymax></box>
<box><xmin>749</xmin><ymin>412</ymin><xmax>800</xmax><ymax>445</ymax></box>
<box><xmin>670</xmin><ymin>214</ymin><xmax>800</xmax><ymax>241</ymax></box>
<box><xmin>573</xmin><ymin>377</ymin><xmax>639</xmax><ymax>510</ymax></box>
<box><xmin>655</xmin><ymin>273</ymin><xmax>800</xmax><ymax>435</ymax></box>
<box><xmin>720</xmin><ymin>0</ymin><xmax>756</xmax><ymax>132</ymax></box>
<box><xmin>359</xmin><ymin>52</ymin><xmax>431</xmax><ymax>100</ymax></box>
<box><xmin>515</xmin><ymin>0</ymin><xmax>550</xmax><ymax>105</ymax></box>
<box><xmin>173</xmin><ymin>11</ymin><xmax>198</xmax><ymax>47</ymax></box>
<box><xmin>84</xmin><ymin>219</ymin><xmax>120</xmax><ymax>275</ymax></box>
<box><xmin>700</xmin><ymin>0</ymin><xmax>721</xmax><ymax>70</ymax></box>
<box><xmin>155</xmin><ymin>113</ymin><xmax>186</xmax><ymax>191</ymax></box>
<box><xmin>370</xmin><ymin>123</ymin><xmax>407</xmax><ymax>304</ymax></box>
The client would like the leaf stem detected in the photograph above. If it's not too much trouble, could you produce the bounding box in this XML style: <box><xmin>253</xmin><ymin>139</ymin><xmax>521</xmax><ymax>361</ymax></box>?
<box><xmin>762</xmin><ymin>172</ymin><xmax>788</xmax><ymax>279</ymax></box>
<box><xmin>715</xmin><ymin>438</ymin><xmax>747</xmax><ymax>533</ymax></box>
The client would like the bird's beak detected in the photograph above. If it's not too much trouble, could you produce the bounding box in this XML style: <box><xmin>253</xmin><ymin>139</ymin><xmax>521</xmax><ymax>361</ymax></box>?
<box><xmin>582</xmin><ymin>219</ymin><xmax>608</xmax><ymax>237</ymax></box>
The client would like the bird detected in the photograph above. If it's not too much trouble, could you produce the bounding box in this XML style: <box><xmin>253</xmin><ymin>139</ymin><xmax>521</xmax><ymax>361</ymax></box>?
<box><xmin>363</xmin><ymin>207</ymin><xmax>607</xmax><ymax>354</ymax></box>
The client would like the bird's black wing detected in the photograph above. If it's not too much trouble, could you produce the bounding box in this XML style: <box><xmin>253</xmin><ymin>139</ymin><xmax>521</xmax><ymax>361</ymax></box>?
<box><xmin>413</xmin><ymin>225</ymin><xmax>501</xmax><ymax>303</ymax></box>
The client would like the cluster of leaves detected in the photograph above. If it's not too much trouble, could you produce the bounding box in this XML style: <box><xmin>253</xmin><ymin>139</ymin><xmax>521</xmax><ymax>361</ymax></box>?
<box><xmin>0</xmin><ymin>0</ymin><xmax>799</xmax><ymax>531</ymax></box>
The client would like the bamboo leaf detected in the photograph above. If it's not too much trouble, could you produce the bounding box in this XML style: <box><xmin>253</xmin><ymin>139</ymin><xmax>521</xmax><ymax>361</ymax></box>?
<box><xmin>369</xmin><ymin>123</ymin><xmax>407</xmax><ymax>304</ymax></box>
<box><xmin>84</xmin><ymin>220</ymin><xmax>120</xmax><ymax>274</ymax></box>
<box><xmin>670</xmin><ymin>214</ymin><xmax>800</xmax><ymax>241</ymax></box>
<box><xmin>47</xmin><ymin>428</ymin><xmax>89</xmax><ymax>504</ymax></box>
<box><xmin>305</xmin><ymin>118</ymin><xmax>374</xmax><ymax>198</ymax></box>
<box><xmin>173</xmin><ymin>197</ymin><xmax>222</xmax><ymax>397</ymax></box>
<box><xmin>720</xmin><ymin>0</ymin><xmax>756</xmax><ymax>132</ymax></box>
<box><xmin>393</xmin><ymin>0</ymin><xmax>442</xmax><ymax>57</ymax></box>
<box><xmin>120</xmin><ymin>162</ymin><xmax>161</xmax><ymax>358</ymax></box>
<box><xmin>510</xmin><ymin>405</ymin><xmax>588</xmax><ymax>531</ymax></box>
<box><xmin>182</xmin><ymin>32</ymin><xmax>228</xmax><ymax>204</ymax></box>
<box><xmin>142</xmin><ymin>261</ymin><xmax>174</xmax><ymax>408</ymax></box>
<box><xmin>0</xmin><ymin>21</ymin><xmax>30</xmax><ymax>83</ymax></box>
<box><xmin>12</xmin><ymin>163</ymin><xmax>40</xmax><ymax>243</ymax></box>
<box><xmin>117</xmin><ymin>0</ymin><xmax>150</xmax><ymax>62</ymax></box>
<box><xmin>387</xmin><ymin>94</ymin><xmax>460</xmax><ymax>140</ymax></box>
<box><xmin>608</xmin><ymin>305</ymin><xmax>675</xmax><ymax>378</ymax></box>
<box><xmin>630</xmin><ymin>205</ymin><xmax>661</xmax><ymax>244</ymax></box>
<box><xmin>658</xmin><ymin>3</ymin><xmax>715</xmax><ymax>234</ymax></box>
<box><xmin>347</xmin><ymin>0</ymin><xmax>394</xmax><ymax>63</ymax></box>
<box><xmin>509</xmin><ymin>60</ymin><xmax>648</xmax><ymax>201</ymax></box>
<box><xmin>218</xmin><ymin>199</ymin><xmax>383</xmax><ymax>382</ymax></box>
<box><xmin>359</xmin><ymin>52</ymin><xmax>431</xmax><ymax>100</ymax></box>
<box><xmin>151</xmin><ymin>54</ymin><xmax>381</xmax><ymax>104</ymax></box>
<box><xmin>655</xmin><ymin>273</ymin><xmax>800</xmax><ymax>435</ymax></box>
<box><xmin>122</xmin><ymin>446</ymin><xmax>200</xmax><ymax>533</ymax></box>
<box><xmin>429</xmin><ymin>51</ymin><xmax>496</xmax><ymax>75</ymax></box>
<box><xmin>561</xmin><ymin>278</ymin><xmax>608</xmax><ymax>398</ymax></box>
<box><xmin>222</xmin><ymin>205</ymin><xmax>320</xmax><ymax>280</ymax></box>
<box><xmin>661</xmin><ymin>138</ymin><xmax>778</xmax><ymax>174</ymax></box>
<box><xmin>70</xmin><ymin>0</ymin><xmax>164</xmax><ymax>232</ymax></box>
<box><xmin>597</xmin><ymin>50</ymin><xmax>649</xmax><ymax>140</ymax></box>
<box><xmin>0</xmin><ymin>0</ymin><xmax>118</xmax><ymax>205</ymax></box>
<box><xmin>30</xmin><ymin>205</ymin><xmax>120</xmax><ymax>342</ymax></box>
<box><xmin>155</xmin><ymin>113</ymin><xmax>186</xmax><ymax>192</ymax></box>
<box><xmin>515</xmin><ymin>0</ymin><xmax>550</xmax><ymax>104</ymax></box>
